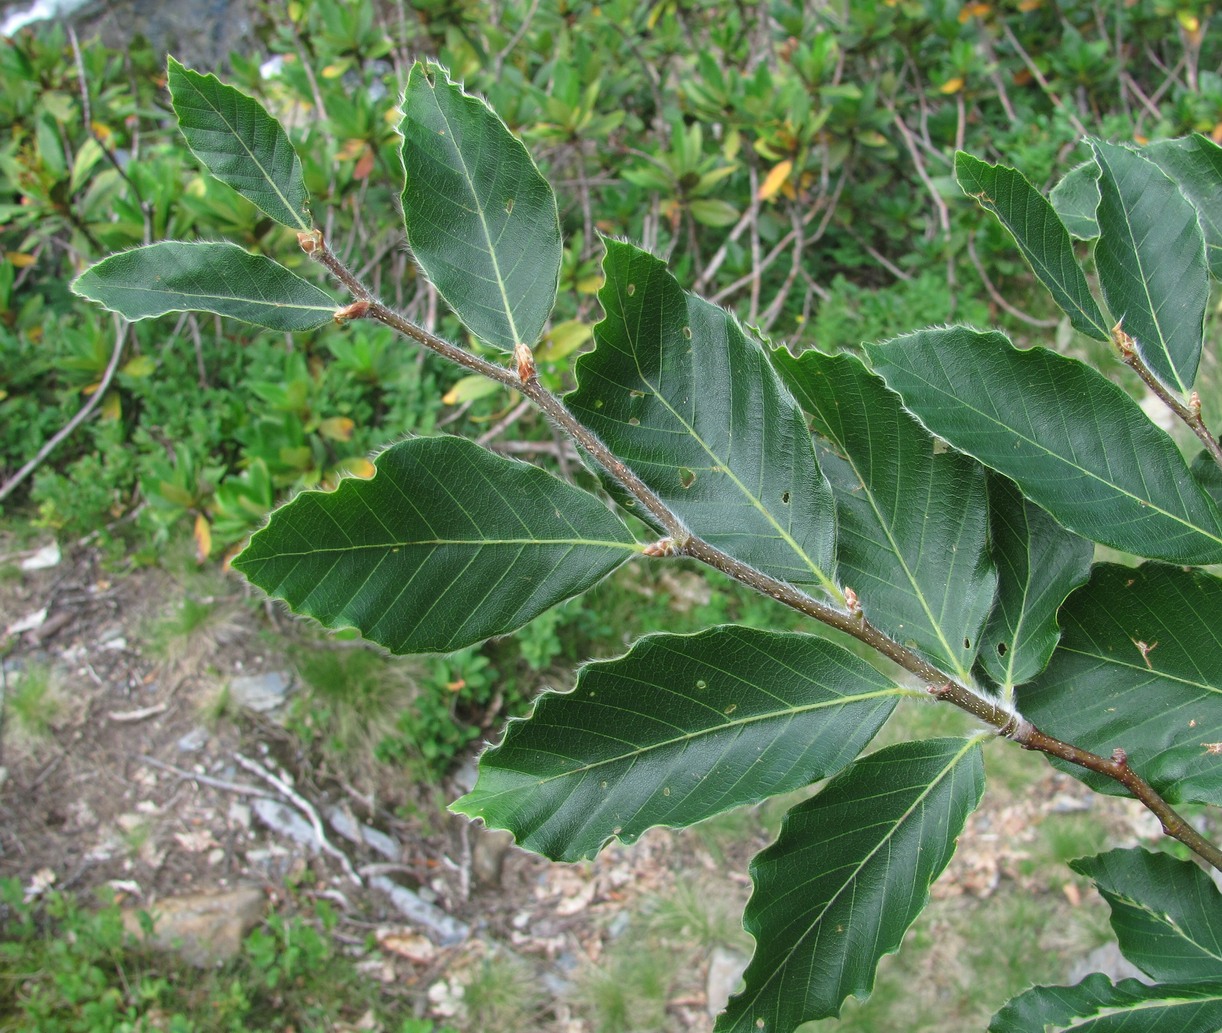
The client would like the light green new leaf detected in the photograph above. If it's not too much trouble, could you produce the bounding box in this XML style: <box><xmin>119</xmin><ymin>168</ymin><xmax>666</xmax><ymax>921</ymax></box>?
<box><xmin>232</xmin><ymin>437</ymin><xmax>638</xmax><ymax>654</ymax></box>
<box><xmin>865</xmin><ymin>327</ymin><xmax>1222</xmax><ymax>565</ymax></box>
<box><xmin>1050</xmin><ymin>160</ymin><xmax>1101</xmax><ymax>240</ymax></box>
<box><xmin>453</xmin><ymin>627</ymin><xmax>903</xmax><ymax>862</ymax></box>
<box><xmin>991</xmin><ymin>974</ymin><xmax>1222</xmax><ymax>1033</ymax></box>
<box><xmin>568</xmin><ymin>239</ymin><xmax>838</xmax><ymax>596</ymax></box>
<box><xmin>72</xmin><ymin>241</ymin><xmax>335</xmax><ymax>331</ymax></box>
<box><xmin>979</xmin><ymin>476</ymin><xmax>1093</xmax><ymax>691</ymax></box>
<box><xmin>1091</xmin><ymin>139</ymin><xmax>1208</xmax><ymax>394</ymax></box>
<box><xmin>1020</xmin><ymin>563</ymin><xmax>1222</xmax><ymax>806</ymax></box>
<box><xmin>956</xmin><ymin>152</ymin><xmax>1108</xmax><ymax>340</ymax></box>
<box><xmin>1144</xmin><ymin>134</ymin><xmax>1222</xmax><ymax>279</ymax></box>
<box><xmin>399</xmin><ymin>62</ymin><xmax>561</xmax><ymax>351</ymax></box>
<box><xmin>719</xmin><ymin>738</ymin><xmax>985</xmax><ymax>1032</ymax></box>
<box><xmin>1070</xmin><ymin>848</ymin><xmax>1222</xmax><ymax>982</ymax></box>
<box><xmin>773</xmin><ymin>347</ymin><xmax>995</xmax><ymax>679</ymax></box>
<box><xmin>167</xmin><ymin>57</ymin><xmax>310</xmax><ymax>231</ymax></box>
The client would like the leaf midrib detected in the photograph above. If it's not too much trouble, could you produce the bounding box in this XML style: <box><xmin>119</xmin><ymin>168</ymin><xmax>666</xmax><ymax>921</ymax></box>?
<box><xmin>176</xmin><ymin>68</ymin><xmax>309</xmax><ymax>232</ymax></box>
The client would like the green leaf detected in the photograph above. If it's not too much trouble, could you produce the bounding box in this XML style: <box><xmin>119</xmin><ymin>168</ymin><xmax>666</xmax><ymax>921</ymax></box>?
<box><xmin>1193</xmin><ymin>451</ymin><xmax>1222</xmax><ymax>507</ymax></box>
<box><xmin>1091</xmin><ymin>139</ymin><xmax>1208</xmax><ymax>394</ymax></box>
<box><xmin>991</xmin><ymin>974</ymin><xmax>1222</xmax><ymax>1033</ymax></box>
<box><xmin>232</xmin><ymin>437</ymin><xmax>638</xmax><ymax>654</ymax></box>
<box><xmin>865</xmin><ymin>327</ymin><xmax>1222</xmax><ymax>565</ymax></box>
<box><xmin>72</xmin><ymin>241</ymin><xmax>336</xmax><ymax>331</ymax></box>
<box><xmin>568</xmin><ymin>239</ymin><xmax>838</xmax><ymax>596</ymax></box>
<box><xmin>399</xmin><ymin>62</ymin><xmax>561</xmax><ymax>351</ymax></box>
<box><xmin>719</xmin><ymin>737</ymin><xmax>985</xmax><ymax>1032</ymax></box>
<box><xmin>956</xmin><ymin>152</ymin><xmax>1109</xmax><ymax>340</ymax></box>
<box><xmin>773</xmin><ymin>347</ymin><xmax>995</xmax><ymax>679</ymax></box>
<box><xmin>978</xmin><ymin>476</ymin><xmax>1093</xmax><ymax>691</ymax></box>
<box><xmin>167</xmin><ymin>57</ymin><xmax>311</xmax><ymax>231</ymax></box>
<box><xmin>1070</xmin><ymin>848</ymin><xmax>1222</xmax><ymax>982</ymax></box>
<box><xmin>1143</xmin><ymin>134</ymin><xmax>1222</xmax><ymax>279</ymax></box>
<box><xmin>1050</xmin><ymin>160</ymin><xmax>1101</xmax><ymax>240</ymax></box>
<box><xmin>453</xmin><ymin>627</ymin><xmax>903</xmax><ymax>862</ymax></box>
<box><xmin>1020</xmin><ymin>563</ymin><xmax>1222</xmax><ymax>806</ymax></box>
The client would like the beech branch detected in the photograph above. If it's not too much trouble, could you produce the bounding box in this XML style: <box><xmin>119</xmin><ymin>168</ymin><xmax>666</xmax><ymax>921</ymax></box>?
<box><xmin>310</xmin><ymin>235</ymin><xmax>1222</xmax><ymax>875</ymax></box>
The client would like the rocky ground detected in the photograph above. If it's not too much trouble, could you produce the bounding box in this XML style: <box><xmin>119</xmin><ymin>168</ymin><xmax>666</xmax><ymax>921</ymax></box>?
<box><xmin>0</xmin><ymin>533</ymin><xmax>1169</xmax><ymax>1030</ymax></box>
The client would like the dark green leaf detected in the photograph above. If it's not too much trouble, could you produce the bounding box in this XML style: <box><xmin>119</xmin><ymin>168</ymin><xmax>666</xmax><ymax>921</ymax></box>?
<box><xmin>1144</xmin><ymin>134</ymin><xmax>1222</xmax><ymax>279</ymax></box>
<box><xmin>719</xmin><ymin>737</ymin><xmax>985</xmax><ymax>1032</ymax></box>
<box><xmin>1020</xmin><ymin>563</ymin><xmax>1222</xmax><ymax>806</ymax></box>
<box><xmin>1091</xmin><ymin>140</ymin><xmax>1208</xmax><ymax>394</ymax></box>
<box><xmin>979</xmin><ymin>476</ymin><xmax>1093</xmax><ymax>690</ymax></box>
<box><xmin>399</xmin><ymin>62</ymin><xmax>561</xmax><ymax>351</ymax></box>
<box><xmin>865</xmin><ymin>327</ymin><xmax>1222</xmax><ymax>565</ymax></box>
<box><xmin>991</xmin><ymin>974</ymin><xmax>1222</xmax><ymax>1033</ymax></box>
<box><xmin>956</xmin><ymin>152</ymin><xmax>1108</xmax><ymax>340</ymax></box>
<box><xmin>233</xmin><ymin>437</ymin><xmax>638</xmax><ymax>654</ymax></box>
<box><xmin>72</xmin><ymin>241</ymin><xmax>335</xmax><ymax>331</ymax></box>
<box><xmin>773</xmin><ymin>347</ymin><xmax>995</xmax><ymax>679</ymax></box>
<box><xmin>1050</xmin><ymin>160</ymin><xmax>1101</xmax><ymax>240</ymax></box>
<box><xmin>453</xmin><ymin>627</ymin><xmax>903</xmax><ymax>862</ymax></box>
<box><xmin>568</xmin><ymin>239</ymin><xmax>838</xmax><ymax>596</ymax></box>
<box><xmin>1070</xmin><ymin>848</ymin><xmax>1222</xmax><ymax>982</ymax></box>
<box><xmin>167</xmin><ymin>57</ymin><xmax>311</xmax><ymax>231</ymax></box>
<box><xmin>1193</xmin><ymin>451</ymin><xmax>1222</xmax><ymax>507</ymax></box>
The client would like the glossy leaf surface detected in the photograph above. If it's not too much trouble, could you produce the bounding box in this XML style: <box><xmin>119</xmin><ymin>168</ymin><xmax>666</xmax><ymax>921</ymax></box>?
<box><xmin>866</xmin><ymin>327</ymin><xmax>1222</xmax><ymax>565</ymax></box>
<box><xmin>773</xmin><ymin>347</ymin><xmax>995</xmax><ymax>679</ymax></box>
<box><xmin>956</xmin><ymin>152</ymin><xmax>1108</xmax><ymax>340</ymax></box>
<box><xmin>454</xmin><ymin>627</ymin><xmax>902</xmax><ymax>861</ymax></box>
<box><xmin>991</xmin><ymin>974</ymin><xmax>1222</xmax><ymax>1033</ymax></box>
<box><xmin>1091</xmin><ymin>139</ymin><xmax>1208</xmax><ymax>394</ymax></box>
<box><xmin>719</xmin><ymin>738</ymin><xmax>985</xmax><ymax>1032</ymax></box>
<box><xmin>167</xmin><ymin>57</ymin><xmax>310</xmax><ymax>230</ymax></box>
<box><xmin>399</xmin><ymin>62</ymin><xmax>561</xmax><ymax>351</ymax></box>
<box><xmin>568</xmin><ymin>239</ymin><xmax>838</xmax><ymax>595</ymax></box>
<box><xmin>72</xmin><ymin>241</ymin><xmax>335</xmax><ymax>331</ymax></box>
<box><xmin>1020</xmin><ymin>563</ymin><xmax>1222</xmax><ymax>805</ymax></box>
<box><xmin>1144</xmin><ymin>134</ymin><xmax>1222</xmax><ymax>279</ymax></box>
<box><xmin>978</xmin><ymin>476</ymin><xmax>1093</xmax><ymax>690</ymax></box>
<box><xmin>1070</xmin><ymin>848</ymin><xmax>1222</xmax><ymax>982</ymax></box>
<box><xmin>233</xmin><ymin>437</ymin><xmax>638</xmax><ymax>654</ymax></box>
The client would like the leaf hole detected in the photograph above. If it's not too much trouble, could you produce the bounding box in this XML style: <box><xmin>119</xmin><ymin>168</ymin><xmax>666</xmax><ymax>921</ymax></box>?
<box><xmin>682</xmin><ymin>326</ymin><xmax>692</xmax><ymax>339</ymax></box>
<box><xmin>662</xmin><ymin>786</ymin><xmax>671</xmax><ymax>796</ymax></box>
<box><xmin>723</xmin><ymin>703</ymin><xmax>737</xmax><ymax>716</ymax></box>
<box><xmin>504</xmin><ymin>198</ymin><xmax>514</xmax><ymax>215</ymax></box>
<box><xmin>964</xmin><ymin>638</ymin><xmax>971</xmax><ymax>650</ymax></box>
<box><xmin>679</xmin><ymin>467</ymin><xmax>696</xmax><ymax>489</ymax></box>
<box><xmin>781</xmin><ymin>491</ymin><xmax>791</xmax><ymax>505</ymax></box>
<box><xmin>628</xmin><ymin>417</ymin><xmax>640</xmax><ymax>426</ymax></box>
<box><xmin>996</xmin><ymin>642</ymin><xmax>1008</xmax><ymax>656</ymax></box>
<box><xmin>626</xmin><ymin>283</ymin><xmax>636</xmax><ymax>296</ymax></box>
<box><xmin>594</xmin><ymin>399</ymin><xmax>604</xmax><ymax>409</ymax></box>
<box><xmin>695</xmin><ymin>679</ymin><xmax>707</xmax><ymax>690</ymax></box>
<box><xmin>629</xmin><ymin>389</ymin><xmax>645</xmax><ymax>398</ymax></box>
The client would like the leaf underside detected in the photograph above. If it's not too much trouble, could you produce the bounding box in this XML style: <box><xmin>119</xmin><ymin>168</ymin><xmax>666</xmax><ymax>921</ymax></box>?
<box><xmin>773</xmin><ymin>347</ymin><xmax>995</xmax><ymax>680</ymax></box>
<box><xmin>1020</xmin><ymin>563</ymin><xmax>1222</xmax><ymax>806</ymax></box>
<box><xmin>1049</xmin><ymin>160</ymin><xmax>1102</xmax><ymax>240</ymax></box>
<box><xmin>233</xmin><ymin>436</ymin><xmax>638</xmax><ymax>654</ymax></box>
<box><xmin>866</xmin><ymin>327</ymin><xmax>1222</xmax><ymax>565</ymax></box>
<box><xmin>71</xmin><ymin>241</ymin><xmax>336</xmax><ymax>331</ymax></box>
<box><xmin>399</xmin><ymin>62</ymin><xmax>561</xmax><ymax>351</ymax></box>
<box><xmin>167</xmin><ymin>57</ymin><xmax>311</xmax><ymax>231</ymax></box>
<box><xmin>719</xmin><ymin>737</ymin><xmax>985</xmax><ymax>1032</ymax></box>
<box><xmin>568</xmin><ymin>238</ymin><xmax>838</xmax><ymax>596</ymax></box>
<box><xmin>453</xmin><ymin>626</ymin><xmax>902</xmax><ymax>861</ymax></box>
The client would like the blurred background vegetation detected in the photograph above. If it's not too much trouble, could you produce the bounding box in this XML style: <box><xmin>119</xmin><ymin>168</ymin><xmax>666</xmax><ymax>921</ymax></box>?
<box><xmin>1</xmin><ymin>0</ymin><xmax>1220</xmax><ymax>1029</ymax></box>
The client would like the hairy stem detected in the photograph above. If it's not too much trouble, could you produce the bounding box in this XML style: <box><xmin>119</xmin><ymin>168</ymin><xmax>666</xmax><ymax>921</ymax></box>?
<box><xmin>312</xmin><ymin>237</ymin><xmax>1222</xmax><ymax>873</ymax></box>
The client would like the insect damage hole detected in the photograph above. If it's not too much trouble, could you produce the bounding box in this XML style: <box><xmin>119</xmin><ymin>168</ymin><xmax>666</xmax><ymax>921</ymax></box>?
<box><xmin>679</xmin><ymin>467</ymin><xmax>696</xmax><ymax>489</ymax></box>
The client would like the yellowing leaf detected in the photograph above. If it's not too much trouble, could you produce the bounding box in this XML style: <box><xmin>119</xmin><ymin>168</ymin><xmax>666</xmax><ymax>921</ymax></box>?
<box><xmin>321</xmin><ymin>61</ymin><xmax>350</xmax><ymax>79</ymax></box>
<box><xmin>757</xmin><ymin>159</ymin><xmax>794</xmax><ymax>202</ymax></box>
<box><xmin>958</xmin><ymin>2</ymin><xmax>991</xmax><ymax>21</ymax></box>
<box><xmin>1177</xmin><ymin>10</ymin><xmax>1200</xmax><ymax>32</ymax></box>
<box><xmin>536</xmin><ymin>320</ymin><xmax>593</xmax><ymax>362</ymax></box>
<box><xmin>332</xmin><ymin>456</ymin><xmax>376</xmax><ymax>480</ymax></box>
<box><xmin>101</xmin><ymin>391</ymin><xmax>121</xmax><ymax>422</ymax></box>
<box><xmin>1017</xmin><ymin>0</ymin><xmax>1042</xmax><ymax>10</ymax></box>
<box><xmin>121</xmin><ymin>355</ymin><xmax>156</xmax><ymax>378</ymax></box>
<box><xmin>939</xmin><ymin>77</ymin><xmax>965</xmax><ymax>95</ymax></box>
<box><xmin>337</xmin><ymin>138</ymin><xmax>366</xmax><ymax>161</ymax></box>
<box><xmin>442</xmin><ymin>375</ymin><xmax>501</xmax><ymax>406</ymax></box>
<box><xmin>318</xmin><ymin>416</ymin><xmax>355</xmax><ymax>441</ymax></box>
<box><xmin>194</xmin><ymin>513</ymin><xmax>212</xmax><ymax>564</ymax></box>
<box><xmin>5</xmin><ymin>252</ymin><xmax>35</xmax><ymax>268</ymax></box>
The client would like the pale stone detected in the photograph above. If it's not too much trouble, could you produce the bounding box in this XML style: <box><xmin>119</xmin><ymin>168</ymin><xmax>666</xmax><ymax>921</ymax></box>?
<box><xmin>122</xmin><ymin>886</ymin><xmax>265</xmax><ymax>967</ymax></box>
